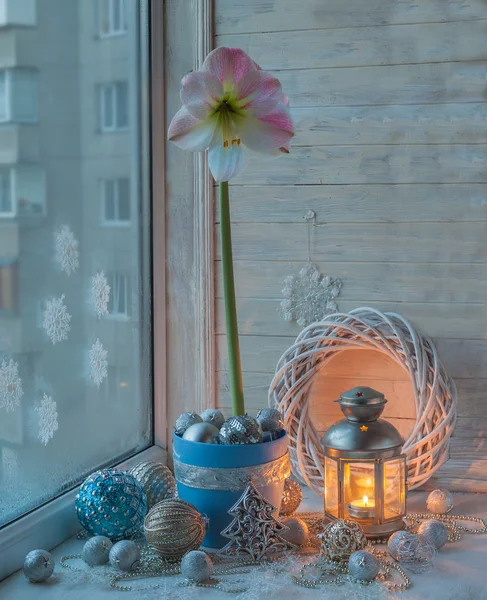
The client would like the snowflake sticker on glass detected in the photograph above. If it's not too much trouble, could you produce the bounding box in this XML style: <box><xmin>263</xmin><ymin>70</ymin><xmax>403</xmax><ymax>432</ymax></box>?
<box><xmin>0</xmin><ymin>358</ymin><xmax>23</xmax><ymax>413</ymax></box>
<box><xmin>36</xmin><ymin>394</ymin><xmax>59</xmax><ymax>445</ymax></box>
<box><xmin>43</xmin><ymin>295</ymin><xmax>72</xmax><ymax>344</ymax></box>
<box><xmin>91</xmin><ymin>271</ymin><xmax>110</xmax><ymax>318</ymax></box>
<box><xmin>280</xmin><ymin>263</ymin><xmax>342</xmax><ymax>328</ymax></box>
<box><xmin>54</xmin><ymin>225</ymin><xmax>80</xmax><ymax>276</ymax></box>
<box><xmin>90</xmin><ymin>338</ymin><xmax>108</xmax><ymax>387</ymax></box>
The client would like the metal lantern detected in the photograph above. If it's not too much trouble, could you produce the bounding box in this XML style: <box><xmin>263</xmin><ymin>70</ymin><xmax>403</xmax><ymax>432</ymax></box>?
<box><xmin>322</xmin><ymin>386</ymin><xmax>407</xmax><ymax>538</ymax></box>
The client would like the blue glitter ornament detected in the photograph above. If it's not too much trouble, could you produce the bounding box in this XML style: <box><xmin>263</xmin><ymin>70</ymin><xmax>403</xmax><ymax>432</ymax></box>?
<box><xmin>75</xmin><ymin>468</ymin><xmax>147</xmax><ymax>541</ymax></box>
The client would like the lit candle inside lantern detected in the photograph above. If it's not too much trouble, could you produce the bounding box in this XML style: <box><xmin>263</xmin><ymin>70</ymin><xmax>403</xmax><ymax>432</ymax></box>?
<box><xmin>348</xmin><ymin>494</ymin><xmax>376</xmax><ymax>519</ymax></box>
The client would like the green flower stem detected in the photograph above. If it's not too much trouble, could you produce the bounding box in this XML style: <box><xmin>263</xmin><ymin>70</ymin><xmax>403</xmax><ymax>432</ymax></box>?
<box><xmin>219</xmin><ymin>180</ymin><xmax>245</xmax><ymax>416</ymax></box>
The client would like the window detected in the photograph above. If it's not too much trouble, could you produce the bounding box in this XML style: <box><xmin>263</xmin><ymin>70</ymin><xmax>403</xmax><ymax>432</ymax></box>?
<box><xmin>0</xmin><ymin>260</ymin><xmax>17</xmax><ymax>312</ymax></box>
<box><xmin>99</xmin><ymin>0</ymin><xmax>127</xmax><ymax>37</ymax></box>
<box><xmin>107</xmin><ymin>272</ymin><xmax>131</xmax><ymax>318</ymax></box>
<box><xmin>101</xmin><ymin>178</ymin><xmax>130</xmax><ymax>224</ymax></box>
<box><xmin>0</xmin><ymin>169</ymin><xmax>12</xmax><ymax>215</ymax></box>
<box><xmin>0</xmin><ymin>69</ymin><xmax>37</xmax><ymax>123</ymax></box>
<box><xmin>0</xmin><ymin>166</ymin><xmax>46</xmax><ymax>218</ymax></box>
<box><xmin>99</xmin><ymin>81</ymin><xmax>128</xmax><ymax>131</ymax></box>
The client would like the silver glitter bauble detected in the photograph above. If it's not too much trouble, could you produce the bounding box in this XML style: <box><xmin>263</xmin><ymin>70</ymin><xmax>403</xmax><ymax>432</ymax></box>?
<box><xmin>319</xmin><ymin>519</ymin><xmax>367</xmax><ymax>563</ymax></box>
<box><xmin>129</xmin><ymin>461</ymin><xmax>176</xmax><ymax>509</ymax></box>
<box><xmin>181</xmin><ymin>550</ymin><xmax>213</xmax><ymax>583</ymax></box>
<box><xmin>175</xmin><ymin>412</ymin><xmax>203</xmax><ymax>436</ymax></box>
<box><xmin>23</xmin><ymin>549</ymin><xmax>55</xmax><ymax>583</ymax></box>
<box><xmin>219</xmin><ymin>415</ymin><xmax>263</xmax><ymax>444</ymax></box>
<box><xmin>183</xmin><ymin>422</ymin><xmax>220</xmax><ymax>443</ymax></box>
<box><xmin>418</xmin><ymin>519</ymin><xmax>448</xmax><ymax>550</ymax></box>
<box><xmin>281</xmin><ymin>516</ymin><xmax>309</xmax><ymax>546</ymax></box>
<box><xmin>279</xmin><ymin>478</ymin><xmax>303</xmax><ymax>516</ymax></box>
<box><xmin>396</xmin><ymin>533</ymin><xmax>437</xmax><ymax>574</ymax></box>
<box><xmin>256</xmin><ymin>408</ymin><xmax>285</xmax><ymax>433</ymax></box>
<box><xmin>387</xmin><ymin>529</ymin><xmax>410</xmax><ymax>560</ymax></box>
<box><xmin>109</xmin><ymin>540</ymin><xmax>141</xmax><ymax>572</ymax></box>
<box><xmin>426</xmin><ymin>489</ymin><xmax>454</xmax><ymax>515</ymax></box>
<box><xmin>200</xmin><ymin>408</ymin><xmax>225</xmax><ymax>429</ymax></box>
<box><xmin>82</xmin><ymin>535</ymin><xmax>113</xmax><ymax>566</ymax></box>
<box><xmin>348</xmin><ymin>550</ymin><xmax>380</xmax><ymax>582</ymax></box>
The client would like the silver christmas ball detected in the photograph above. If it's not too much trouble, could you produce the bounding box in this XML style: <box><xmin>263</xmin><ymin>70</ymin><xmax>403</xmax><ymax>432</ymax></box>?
<box><xmin>280</xmin><ymin>478</ymin><xmax>303</xmax><ymax>516</ymax></box>
<box><xmin>418</xmin><ymin>519</ymin><xmax>448</xmax><ymax>550</ymax></box>
<box><xmin>23</xmin><ymin>549</ymin><xmax>55</xmax><ymax>583</ymax></box>
<box><xmin>175</xmin><ymin>412</ymin><xmax>203</xmax><ymax>436</ymax></box>
<box><xmin>319</xmin><ymin>519</ymin><xmax>367</xmax><ymax>563</ymax></box>
<box><xmin>181</xmin><ymin>550</ymin><xmax>214</xmax><ymax>583</ymax></box>
<box><xmin>426</xmin><ymin>489</ymin><xmax>454</xmax><ymax>515</ymax></box>
<box><xmin>129</xmin><ymin>461</ymin><xmax>176</xmax><ymax>509</ymax></box>
<box><xmin>348</xmin><ymin>550</ymin><xmax>380</xmax><ymax>582</ymax></box>
<box><xmin>281</xmin><ymin>516</ymin><xmax>309</xmax><ymax>546</ymax></box>
<box><xmin>387</xmin><ymin>530</ymin><xmax>410</xmax><ymax>560</ymax></box>
<box><xmin>200</xmin><ymin>408</ymin><xmax>225</xmax><ymax>429</ymax></box>
<box><xmin>109</xmin><ymin>540</ymin><xmax>141</xmax><ymax>572</ymax></box>
<box><xmin>396</xmin><ymin>533</ymin><xmax>437</xmax><ymax>574</ymax></box>
<box><xmin>183</xmin><ymin>422</ymin><xmax>220</xmax><ymax>443</ymax></box>
<box><xmin>256</xmin><ymin>408</ymin><xmax>285</xmax><ymax>433</ymax></box>
<box><xmin>219</xmin><ymin>415</ymin><xmax>263</xmax><ymax>444</ymax></box>
<box><xmin>82</xmin><ymin>535</ymin><xmax>113</xmax><ymax>566</ymax></box>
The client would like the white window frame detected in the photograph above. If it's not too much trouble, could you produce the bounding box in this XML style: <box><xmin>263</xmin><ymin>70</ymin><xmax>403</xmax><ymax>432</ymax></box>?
<box><xmin>105</xmin><ymin>271</ymin><xmax>130</xmax><ymax>319</ymax></box>
<box><xmin>0</xmin><ymin>168</ymin><xmax>14</xmax><ymax>217</ymax></box>
<box><xmin>98</xmin><ymin>0</ymin><xmax>127</xmax><ymax>38</ymax></box>
<box><xmin>0</xmin><ymin>166</ymin><xmax>47</xmax><ymax>219</ymax></box>
<box><xmin>100</xmin><ymin>177</ymin><xmax>131</xmax><ymax>226</ymax></box>
<box><xmin>0</xmin><ymin>69</ymin><xmax>38</xmax><ymax>124</ymax></box>
<box><xmin>99</xmin><ymin>81</ymin><xmax>129</xmax><ymax>132</ymax></box>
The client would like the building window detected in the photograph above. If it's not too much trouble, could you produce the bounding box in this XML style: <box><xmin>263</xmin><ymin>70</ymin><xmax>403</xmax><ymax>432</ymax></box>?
<box><xmin>99</xmin><ymin>82</ymin><xmax>128</xmax><ymax>131</ymax></box>
<box><xmin>0</xmin><ymin>167</ymin><xmax>46</xmax><ymax>218</ymax></box>
<box><xmin>99</xmin><ymin>0</ymin><xmax>127</xmax><ymax>37</ymax></box>
<box><xmin>101</xmin><ymin>178</ymin><xmax>130</xmax><ymax>224</ymax></box>
<box><xmin>107</xmin><ymin>272</ymin><xmax>131</xmax><ymax>318</ymax></box>
<box><xmin>0</xmin><ymin>69</ymin><xmax>37</xmax><ymax>123</ymax></box>
<box><xmin>0</xmin><ymin>261</ymin><xmax>18</xmax><ymax>312</ymax></box>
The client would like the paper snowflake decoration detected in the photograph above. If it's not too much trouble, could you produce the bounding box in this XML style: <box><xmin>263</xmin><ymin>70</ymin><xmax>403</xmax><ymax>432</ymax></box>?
<box><xmin>90</xmin><ymin>338</ymin><xmax>108</xmax><ymax>387</ymax></box>
<box><xmin>0</xmin><ymin>359</ymin><xmax>23</xmax><ymax>413</ymax></box>
<box><xmin>91</xmin><ymin>271</ymin><xmax>110</xmax><ymax>318</ymax></box>
<box><xmin>55</xmin><ymin>225</ymin><xmax>79</xmax><ymax>276</ymax></box>
<box><xmin>36</xmin><ymin>394</ymin><xmax>59</xmax><ymax>445</ymax></box>
<box><xmin>43</xmin><ymin>294</ymin><xmax>72</xmax><ymax>344</ymax></box>
<box><xmin>280</xmin><ymin>263</ymin><xmax>342</xmax><ymax>328</ymax></box>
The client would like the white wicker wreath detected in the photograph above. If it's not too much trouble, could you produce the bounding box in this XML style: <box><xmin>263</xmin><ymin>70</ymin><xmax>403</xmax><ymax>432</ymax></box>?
<box><xmin>269</xmin><ymin>307</ymin><xmax>457</xmax><ymax>492</ymax></box>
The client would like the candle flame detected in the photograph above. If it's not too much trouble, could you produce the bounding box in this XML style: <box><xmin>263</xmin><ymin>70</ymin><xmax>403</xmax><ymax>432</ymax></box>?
<box><xmin>363</xmin><ymin>495</ymin><xmax>369</xmax><ymax>506</ymax></box>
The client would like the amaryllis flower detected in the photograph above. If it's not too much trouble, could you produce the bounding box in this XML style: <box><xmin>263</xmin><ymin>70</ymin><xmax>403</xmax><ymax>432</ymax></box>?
<box><xmin>168</xmin><ymin>46</ymin><xmax>294</xmax><ymax>182</ymax></box>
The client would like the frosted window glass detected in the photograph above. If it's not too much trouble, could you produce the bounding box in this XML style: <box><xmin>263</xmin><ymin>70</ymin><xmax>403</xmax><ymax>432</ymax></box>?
<box><xmin>0</xmin><ymin>2</ymin><xmax>151</xmax><ymax>528</ymax></box>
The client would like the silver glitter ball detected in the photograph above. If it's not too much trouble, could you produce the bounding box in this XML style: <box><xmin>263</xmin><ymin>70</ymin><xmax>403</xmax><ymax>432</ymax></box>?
<box><xmin>181</xmin><ymin>550</ymin><xmax>213</xmax><ymax>583</ymax></box>
<box><xmin>129</xmin><ymin>461</ymin><xmax>176</xmax><ymax>510</ymax></box>
<box><xmin>109</xmin><ymin>540</ymin><xmax>141</xmax><ymax>572</ymax></box>
<box><xmin>23</xmin><ymin>549</ymin><xmax>55</xmax><ymax>583</ymax></box>
<box><xmin>219</xmin><ymin>415</ymin><xmax>263</xmax><ymax>444</ymax></box>
<box><xmin>175</xmin><ymin>412</ymin><xmax>203</xmax><ymax>436</ymax></box>
<box><xmin>256</xmin><ymin>408</ymin><xmax>285</xmax><ymax>433</ymax></box>
<box><xmin>281</xmin><ymin>516</ymin><xmax>309</xmax><ymax>546</ymax></box>
<box><xmin>387</xmin><ymin>529</ymin><xmax>410</xmax><ymax>560</ymax></box>
<box><xmin>200</xmin><ymin>408</ymin><xmax>225</xmax><ymax>429</ymax></box>
<box><xmin>348</xmin><ymin>550</ymin><xmax>380</xmax><ymax>582</ymax></box>
<box><xmin>396</xmin><ymin>533</ymin><xmax>437</xmax><ymax>573</ymax></box>
<box><xmin>319</xmin><ymin>519</ymin><xmax>367</xmax><ymax>563</ymax></box>
<box><xmin>82</xmin><ymin>535</ymin><xmax>113</xmax><ymax>566</ymax></box>
<box><xmin>417</xmin><ymin>519</ymin><xmax>448</xmax><ymax>550</ymax></box>
<box><xmin>426</xmin><ymin>489</ymin><xmax>454</xmax><ymax>515</ymax></box>
<box><xmin>182</xmin><ymin>422</ymin><xmax>220</xmax><ymax>443</ymax></box>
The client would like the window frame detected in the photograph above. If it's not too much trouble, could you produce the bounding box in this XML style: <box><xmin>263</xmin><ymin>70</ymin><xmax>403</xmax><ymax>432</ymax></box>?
<box><xmin>99</xmin><ymin>81</ymin><xmax>129</xmax><ymax>132</ymax></box>
<box><xmin>105</xmin><ymin>271</ymin><xmax>131</xmax><ymax>319</ymax></box>
<box><xmin>0</xmin><ymin>69</ymin><xmax>38</xmax><ymax>124</ymax></box>
<box><xmin>100</xmin><ymin>177</ymin><xmax>131</xmax><ymax>226</ymax></box>
<box><xmin>98</xmin><ymin>0</ymin><xmax>127</xmax><ymax>38</ymax></box>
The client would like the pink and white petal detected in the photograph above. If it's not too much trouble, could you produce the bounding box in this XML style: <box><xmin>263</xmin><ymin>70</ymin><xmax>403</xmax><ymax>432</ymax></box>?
<box><xmin>167</xmin><ymin>106</ymin><xmax>216</xmax><ymax>152</ymax></box>
<box><xmin>203</xmin><ymin>47</ymin><xmax>257</xmax><ymax>85</ymax></box>
<box><xmin>259</xmin><ymin>101</ymin><xmax>295</xmax><ymax>136</ymax></box>
<box><xmin>181</xmin><ymin>71</ymin><xmax>223</xmax><ymax>119</ymax></box>
<box><xmin>236</xmin><ymin>70</ymin><xmax>282</xmax><ymax>117</ymax></box>
<box><xmin>238</xmin><ymin>115</ymin><xmax>294</xmax><ymax>155</ymax></box>
<box><xmin>208</xmin><ymin>143</ymin><xmax>247</xmax><ymax>182</ymax></box>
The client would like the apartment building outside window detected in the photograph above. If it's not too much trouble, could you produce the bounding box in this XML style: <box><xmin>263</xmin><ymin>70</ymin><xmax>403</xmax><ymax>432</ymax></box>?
<box><xmin>99</xmin><ymin>0</ymin><xmax>127</xmax><ymax>37</ymax></box>
<box><xmin>99</xmin><ymin>81</ymin><xmax>128</xmax><ymax>131</ymax></box>
<box><xmin>101</xmin><ymin>177</ymin><xmax>130</xmax><ymax>224</ymax></box>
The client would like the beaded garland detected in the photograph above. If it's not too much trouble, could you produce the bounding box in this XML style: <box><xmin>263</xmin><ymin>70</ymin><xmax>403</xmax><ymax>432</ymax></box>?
<box><xmin>75</xmin><ymin>469</ymin><xmax>147</xmax><ymax>541</ymax></box>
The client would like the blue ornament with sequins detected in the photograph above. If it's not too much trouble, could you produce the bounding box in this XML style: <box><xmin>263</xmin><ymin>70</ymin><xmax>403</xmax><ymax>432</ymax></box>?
<box><xmin>75</xmin><ymin>468</ymin><xmax>147</xmax><ymax>541</ymax></box>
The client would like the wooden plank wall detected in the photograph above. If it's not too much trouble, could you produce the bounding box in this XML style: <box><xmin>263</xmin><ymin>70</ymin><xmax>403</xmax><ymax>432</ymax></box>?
<box><xmin>213</xmin><ymin>0</ymin><xmax>487</xmax><ymax>492</ymax></box>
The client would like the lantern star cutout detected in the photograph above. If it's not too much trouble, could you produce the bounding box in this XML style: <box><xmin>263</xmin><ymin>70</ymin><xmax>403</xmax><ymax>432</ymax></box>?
<box><xmin>360</xmin><ymin>425</ymin><xmax>368</xmax><ymax>432</ymax></box>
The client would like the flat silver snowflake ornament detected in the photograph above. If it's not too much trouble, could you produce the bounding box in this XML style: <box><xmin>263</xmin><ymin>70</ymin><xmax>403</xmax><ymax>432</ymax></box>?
<box><xmin>36</xmin><ymin>394</ymin><xmax>59</xmax><ymax>445</ymax></box>
<box><xmin>280</xmin><ymin>263</ymin><xmax>342</xmax><ymax>328</ymax></box>
<box><xmin>0</xmin><ymin>359</ymin><xmax>23</xmax><ymax>413</ymax></box>
<box><xmin>43</xmin><ymin>295</ymin><xmax>72</xmax><ymax>344</ymax></box>
<box><xmin>91</xmin><ymin>271</ymin><xmax>110</xmax><ymax>318</ymax></box>
<box><xmin>55</xmin><ymin>225</ymin><xmax>80</xmax><ymax>276</ymax></box>
<box><xmin>90</xmin><ymin>338</ymin><xmax>108</xmax><ymax>387</ymax></box>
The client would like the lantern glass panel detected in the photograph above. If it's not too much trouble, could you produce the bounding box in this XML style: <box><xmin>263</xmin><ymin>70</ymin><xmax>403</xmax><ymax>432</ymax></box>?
<box><xmin>324</xmin><ymin>456</ymin><xmax>339</xmax><ymax>517</ymax></box>
<box><xmin>343</xmin><ymin>462</ymin><xmax>375</xmax><ymax>519</ymax></box>
<box><xmin>384</xmin><ymin>457</ymin><xmax>406</xmax><ymax>520</ymax></box>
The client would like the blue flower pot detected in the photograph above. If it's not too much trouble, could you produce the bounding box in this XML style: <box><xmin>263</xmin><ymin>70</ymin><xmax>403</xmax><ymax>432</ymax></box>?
<box><xmin>173</xmin><ymin>431</ymin><xmax>289</xmax><ymax>548</ymax></box>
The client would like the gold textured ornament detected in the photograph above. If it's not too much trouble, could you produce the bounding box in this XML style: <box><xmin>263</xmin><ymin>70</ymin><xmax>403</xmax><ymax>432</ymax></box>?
<box><xmin>129</xmin><ymin>461</ymin><xmax>176</xmax><ymax>510</ymax></box>
<box><xmin>144</xmin><ymin>499</ymin><xmax>206</xmax><ymax>560</ymax></box>
<box><xmin>318</xmin><ymin>519</ymin><xmax>367</xmax><ymax>563</ymax></box>
<box><xmin>280</xmin><ymin>478</ymin><xmax>303</xmax><ymax>516</ymax></box>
